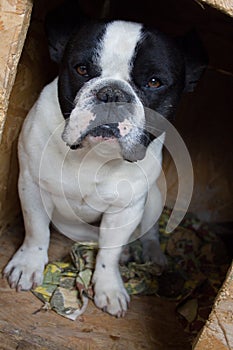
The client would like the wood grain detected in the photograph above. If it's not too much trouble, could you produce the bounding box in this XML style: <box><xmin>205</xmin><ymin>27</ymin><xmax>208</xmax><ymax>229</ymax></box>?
<box><xmin>0</xmin><ymin>223</ymin><xmax>191</xmax><ymax>350</ymax></box>
<box><xmin>200</xmin><ymin>0</ymin><xmax>233</xmax><ymax>17</ymax></box>
<box><xmin>0</xmin><ymin>0</ymin><xmax>32</xmax><ymax>141</ymax></box>
<box><xmin>193</xmin><ymin>262</ymin><xmax>233</xmax><ymax>350</ymax></box>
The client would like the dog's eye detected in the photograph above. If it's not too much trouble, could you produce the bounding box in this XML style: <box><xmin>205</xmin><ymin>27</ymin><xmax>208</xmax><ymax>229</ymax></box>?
<box><xmin>147</xmin><ymin>78</ymin><xmax>162</xmax><ymax>89</ymax></box>
<box><xmin>76</xmin><ymin>65</ymin><xmax>88</xmax><ymax>77</ymax></box>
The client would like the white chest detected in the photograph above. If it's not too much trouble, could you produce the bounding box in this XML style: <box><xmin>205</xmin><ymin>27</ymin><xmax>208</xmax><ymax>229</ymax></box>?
<box><xmin>38</xmin><ymin>142</ymin><xmax>150</xmax><ymax>225</ymax></box>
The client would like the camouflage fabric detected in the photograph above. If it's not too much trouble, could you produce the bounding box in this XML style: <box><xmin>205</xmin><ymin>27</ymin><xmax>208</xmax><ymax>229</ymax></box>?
<box><xmin>32</xmin><ymin>208</ymin><xmax>230</xmax><ymax>337</ymax></box>
<box><xmin>32</xmin><ymin>243</ymin><xmax>97</xmax><ymax>320</ymax></box>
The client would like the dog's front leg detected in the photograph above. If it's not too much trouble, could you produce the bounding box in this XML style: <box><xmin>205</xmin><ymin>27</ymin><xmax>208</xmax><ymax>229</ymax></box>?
<box><xmin>92</xmin><ymin>200</ymin><xmax>144</xmax><ymax>317</ymax></box>
<box><xmin>4</xmin><ymin>173</ymin><xmax>53</xmax><ymax>291</ymax></box>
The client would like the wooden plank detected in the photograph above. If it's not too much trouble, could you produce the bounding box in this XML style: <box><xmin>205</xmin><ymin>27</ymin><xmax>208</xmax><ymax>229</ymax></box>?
<box><xmin>0</xmin><ymin>1</ymin><xmax>56</xmax><ymax>237</ymax></box>
<box><xmin>193</xmin><ymin>261</ymin><xmax>233</xmax><ymax>350</ymax></box>
<box><xmin>0</xmin><ymin>0</ymin><xmax>33</xmax><ymax>141</ymax></box>
<box><xmin>0</xmin><ymin>0</ymin><xmax>33</xmax><ymax>236</ymax></box>
<box><xmin>0</xmin><ymin>222</ymin><xmax>191</xmax><ymax>350</ymax></box>
<box><xmin>199</xmin><ymin>0</ymin><xmax>233</xmax><ymax>17</ymax></box>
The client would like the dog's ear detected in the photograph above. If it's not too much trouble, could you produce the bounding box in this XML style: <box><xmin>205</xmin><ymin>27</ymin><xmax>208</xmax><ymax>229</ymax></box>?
<box><xmin>178</xmin><ymin>30</ymin><xmax>208</xmax><ymax>92</ymax></box>
<box><xmin>45</xmin><ymin>1</ymin><xmax>87</xmax><ymax>64</ymax></box>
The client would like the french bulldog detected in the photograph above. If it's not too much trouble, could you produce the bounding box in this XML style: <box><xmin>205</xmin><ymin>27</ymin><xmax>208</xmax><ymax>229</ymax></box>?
<box><xmin>4</xmin><ymin>13</ymin><xmax>207</xmax><ymax>317</ymax></box>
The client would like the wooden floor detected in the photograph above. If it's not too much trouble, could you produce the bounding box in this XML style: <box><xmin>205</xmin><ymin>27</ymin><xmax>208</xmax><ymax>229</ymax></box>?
<box><xmin>0</xmin><ymin>220</ymin><xmax>191</xmax><ymax>350</ymax></box>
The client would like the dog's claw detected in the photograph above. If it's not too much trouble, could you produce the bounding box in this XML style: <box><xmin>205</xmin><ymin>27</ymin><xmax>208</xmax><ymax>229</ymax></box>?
<box><xmin>10</xmin><ymin>282</ymin><xmax>16</xmax><ymax>289</ymax></box>
<box><xmin>94</xmin><ymin>276</ymin><xmax>130</xmax><ymax>317</ymax></box>
<box><xmin>3</xmin><ymin>246</ymin><xmax>47</xmax><ymax>291</ymax></box>
<box><xmin>32</xmin><ymin>282</ymin><xmax>38</xmax><ymax>290</ymax></box>
<box><xmin>17</xmin><ymin>284</ymin><xmax>22</xmax><ymax>292</ymax></box>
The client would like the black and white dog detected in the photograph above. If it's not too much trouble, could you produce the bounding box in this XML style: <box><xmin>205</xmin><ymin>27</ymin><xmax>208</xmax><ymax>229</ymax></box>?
<box><xmin>4</xmin><ymin>12</ymin><xmax>206</xmax><ymax>317</ymax></box>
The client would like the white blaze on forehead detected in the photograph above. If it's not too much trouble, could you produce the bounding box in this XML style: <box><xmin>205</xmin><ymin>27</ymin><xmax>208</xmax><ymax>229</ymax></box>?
<box><xmin>99</xmin><ymin>21</ymin><xmax>143</xmax><ymax>80</ymax></box>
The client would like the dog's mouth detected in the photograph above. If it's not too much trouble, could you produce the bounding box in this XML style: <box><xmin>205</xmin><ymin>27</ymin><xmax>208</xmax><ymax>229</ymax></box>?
<box><xmin>68</xmin><ymin>123</ymin><xmax>120</xmax><ymax>150</ymax></box>
<box><xmin>67</xmin><ymin>125</ymin><xmax>149</xmax><ymax>162</ymax></box>
<box><xmin>88</xmin><ymin>124</ymin><xmax>120</xmax><ymax>139</ymax></box>
<box><xmin>63</xmin><ymin>118</ymin><xmax>149</xmax><ymax>161</ymax></box>
<box><xmin>62</xmin><ymin>102</ymin><xmax>148</xmax><ymax>161</ymax></box>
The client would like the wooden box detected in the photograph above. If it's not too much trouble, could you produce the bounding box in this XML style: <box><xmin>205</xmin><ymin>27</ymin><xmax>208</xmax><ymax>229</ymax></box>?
<box><xmin>0</xmin><ymin>0</ymin><xmax>232</xmax><ymax>349</ymax></box>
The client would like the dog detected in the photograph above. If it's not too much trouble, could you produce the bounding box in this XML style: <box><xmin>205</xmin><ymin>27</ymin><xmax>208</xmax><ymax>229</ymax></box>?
<box><xmin>4</xmin><ymin>12</ymin><xmax>207</xmax><ymax>317</ymax></box>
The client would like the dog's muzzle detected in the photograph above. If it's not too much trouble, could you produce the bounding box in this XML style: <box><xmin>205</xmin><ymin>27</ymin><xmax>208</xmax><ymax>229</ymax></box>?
<box><xmin>62</xmin><ymin>81</ymin><xmax>147</xmax><ymax>161</ymax></box>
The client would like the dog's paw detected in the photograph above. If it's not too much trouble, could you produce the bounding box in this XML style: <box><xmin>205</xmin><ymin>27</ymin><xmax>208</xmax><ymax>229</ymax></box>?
<box><xmin>142</xmin><ymin>241</ymin><xmax>168</xmax><ymax>273</ymax></box>
<box><xmin>3</xmin><ymin>246</ymin><xmax>48</xmax><ymax>291</ymax></box>
<box><xmin>93</xmin><ymin>272</ymin><xmax>130</xmax><ymax>317</ymax></box>
<box><xmin>94</xmin><ymin>284</ymin><xmax>130</xmax><ymax>317</ymax></box>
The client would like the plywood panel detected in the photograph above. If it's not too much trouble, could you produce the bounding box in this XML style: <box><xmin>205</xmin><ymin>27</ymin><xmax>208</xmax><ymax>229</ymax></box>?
<box><xmin>0</xmin><ymin>5</ymin><xmax>57</xmax><ymax>235</ymax></box>
<box><xmin>0</xmin><ymin>222</ymin><xmax>191</xmax><ymax>350</ymax></box>
<box><xmin>193</xmin><ymin>262</ymin><xmax>233</xmax><ymax>350</ymax></box>
<box><xmin>200</xmin><ymin>0</ymin><xmax>233</xmax><ymax>17</ymax></box>
<box><xmin>0</xmin><ymin>0</ymin><xmax>32</xmax><ymax>141</ymax></box>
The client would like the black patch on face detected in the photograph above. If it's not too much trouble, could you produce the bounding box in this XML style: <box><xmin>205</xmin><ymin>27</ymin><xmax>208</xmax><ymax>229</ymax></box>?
<box><xmin>58</xmin><ymin>21</ymin><xmax>107</xmax><ymax>118</ymax></box>
<box><xmin>131</xmin><ymin>28</ymin><xmax>186</xmax><ymax>120</ymax></box>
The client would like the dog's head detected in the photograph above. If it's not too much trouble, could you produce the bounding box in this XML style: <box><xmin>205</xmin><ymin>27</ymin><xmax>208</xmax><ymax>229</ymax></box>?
<box><xmin>47</xmin><ymin>7</ymin><xmax>207</xmax><ymax>161</ymax></box>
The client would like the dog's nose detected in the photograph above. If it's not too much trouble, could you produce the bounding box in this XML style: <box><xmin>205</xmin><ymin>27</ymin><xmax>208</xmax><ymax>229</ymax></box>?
<box><xmin>96</xmin><ymin>86</ymin><xmax>131</xmax><ymax>103</ymax></box>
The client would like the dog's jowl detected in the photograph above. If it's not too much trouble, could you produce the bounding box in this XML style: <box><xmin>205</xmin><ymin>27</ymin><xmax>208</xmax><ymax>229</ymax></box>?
<box><xmin>4</xmin><ymin>18</ymin><xmax>207</xmax><ymax>317</ymax></box>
